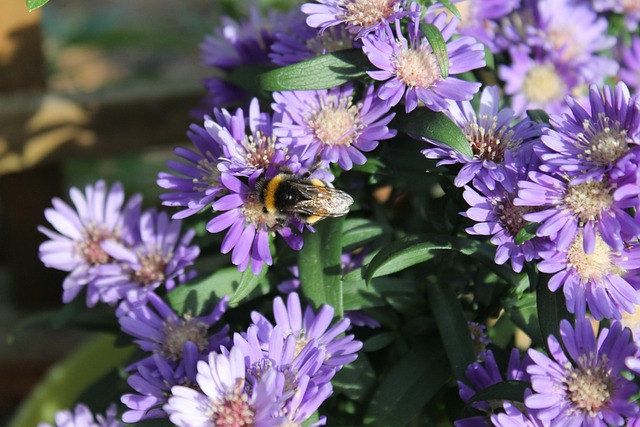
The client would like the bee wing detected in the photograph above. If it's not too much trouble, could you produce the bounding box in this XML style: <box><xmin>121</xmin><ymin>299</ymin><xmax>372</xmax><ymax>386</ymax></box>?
<box><xmin>287</xmin><ymin>181</ymin><xmax>354</xmax><ymax>217</ymax></box>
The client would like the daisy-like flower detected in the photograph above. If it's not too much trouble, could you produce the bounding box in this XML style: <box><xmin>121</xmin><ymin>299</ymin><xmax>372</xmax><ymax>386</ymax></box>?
<box><xmin>270</xmin><ymin>10</ymin><xmax>358</xmax><ymax>66</ymax></box>
<box><xmin>38</xmin><ymin>403</ymin><xmax>122</xmax><ymax>427</ymax></box>
<box><xmin>362</xmin><ymin>5</ymin><xmax>485</xmax><ymax>112</ymax></box>
<box><xmin>456</xmin><ymin>348</ymin><xmax>532</xmax><ymax>426</ymax></box>
<box><xmin>118</xmin><ymin>292</ymin><xmax>229</xmax><ymax>372</ymax></box>
<box><xmin>121</xmin><ymin>352</ymin><xmax>198</xmax><ymax>423</ymax></box>
<box><xmin>38</xmin><ymin>181</ymin><xmax>141</xmax><ymax>307</ymax></box>
<box><xmin>164</xmin><ymin>346</ymin><xmax>286</xmax><ymax>427</ymax></box>
<box><xmin>498</xmin><ymin>48</ymin><xmax>581</xmax><ymax>116</ymax></box>
<box><xmin>422</xmin><ymin>85</ymin><xmax>543</xmax><ymax>189</ymax></box>
<box><xmin>273</xmin><ymin>84</ymin><xmax>396</xmax><ymax>170</ymax></box>
<box><xmin>301</xmin><ymin>0</ymin><xmax>406</xmax><ymax>38</ymax></box>
<box><xmin>251</xmin><ymin>292</ymin><xmax>362</xmax><ymax>383</ymax></box>
<box><xmin>514</xmin><ymin>166</ymin><xmax>640</xmax><ymax>254</ymax></box>
<box><xmin>426</xmin><ymin>0</ymin><xmax>519</xmax><ymax>53</ymax></box>
<box><xmin>157</xmin><ymin>123</ymin><xmax>225</xmax><ymax>220</ymax></box>
<box><xmin>525</xmin><ymin>317</ymin><xmax>639</xmax><ymax>426</ymax></box>
<box><xmin>537</xmin><ymin>82</ymin><xmax>640</xmax><ymax>182</ymax></box>
<box><xmin>538</xmin><ymin>231</ymin><xmax>640</xmax><ymax>320</ymax></box>
<box><xmin>93</xmin><ymin>209</ymin><xmax>200</xmax><ymax>305</ymax></box>
<box><xmin>618</xmin><ymin>36</ymin><xmax>640</xmax><ymax>93</ymax></box>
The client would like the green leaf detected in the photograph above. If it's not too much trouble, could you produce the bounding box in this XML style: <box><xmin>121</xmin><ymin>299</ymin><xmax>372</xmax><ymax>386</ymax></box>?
<box><xmin>298</xmin><ymin>217</ymin><xmax>345</xmax><ymax>316</ymax></box>
<box><xmin>515</xmin><ymin>222</ymin><xmax>540</xmax><ymax>245</ymax></box>
<box><xmin>537</xmin><ymin>275</ymin><xmax>572</xmax><ymax>350</ymax></box>
<box><xmin>527</xmin><ymin>109</ymin><xmax>551</xmax><ymax>125</ymax></box>
<box><xmin>26</xmin><ymin>0</ymin><xmax>50</xmax><ymax>12</ymax></box>
<box><xmin>396</xmin><ymin>108</ymin><xmax>473</xmax><ymax>157</ymax></box>
<box><xmin>364</xmin><ymin>340</ymin><xmax>449</xmax><ymax>426</ymax></box>
<box><xmin>228</xmin><ymin>266</ymin><xmax>269</xmax><ymax>307</ymax></box>
<box><xmin>363</xmin><ymin>332</ymin><xmax>396</xmax><ymax>352</ymax></box>
<box><xmin>426</xmin><ymin>278</ymin><xmax>476</xmax><ymax>381</ymax></box>
<box><xmin>436</xmin><ymin>0</ymin><xmax>461</xmax><ymax>19</ymax></box>
<box><xmin>224</xmin><ymin>64</ymin><xmax>276</xmax><ymax>95</ymax></box>
<box><xmin>342</xmin><ymin>272</ymin><xmax>419</xmax><ymax>311</ymax></box>
<box><xmin>257</xmin><ymin>49</ymin><xmax>370</xmax><ymax>91</ymax></box>
<box><xmin>505</xmin><ymin>292</ymin><xmax>544</xmax><ymax>345</ymax></box>
<box><xmin>421</xmin><ymin>23</ymin><xmax>449</xmax><ymax>79</ymax></box>
<box><xmin>341</xmin><ymin>218</ymin><xmax>385</xmax><ymax>250</ymax></box>
<box><xmin>332</xmin><ymin>355</ymin><xmax>377</xmax><ymax>402</ymax></box>
<box><xmin>466</xmin><ymin>381</ymin><xmax>530</xmax><ymax>406</ymax></box>
<box><xmin>364</xmin><ymin>235</ymin><xmax>480</xmax><ymax>282</ymax></box>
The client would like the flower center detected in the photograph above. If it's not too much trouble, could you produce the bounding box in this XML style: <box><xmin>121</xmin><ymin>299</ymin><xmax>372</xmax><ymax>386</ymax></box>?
<box><xmin>394</xmin><ymin>41</ymin><xmax>442</xmax><ymax>89</ymax></box>
<box><xmin>78</xmin><ymin>226</ymin><xmax>115</xmax><ymax>265</ymax></box>
<box><xmin>575</xmin><ymin>113</ymin><xmax>629</xmax><ymax>167</ymax></box>
<box><xmin>522</xmin><ymin>64</ymin><xmax>565</xmax><ymax>105</ymax></box>
<box><xmin>160</xmin><ymin>315</ymin><xmax>209</xmax><ymax>361</ymax></box>
<box><xmin>563</xmin><ymin>180</ymin><xmax>613</xmax><ymax>224</ymax></box>
<box><xmin>563</xmin><ymin>354</ymin><xmax>613</xmax><ymax>417</ymax></box>
<box><xmin>306</xmin><ymin>95</ymin><xmax>363</xmax><ymax>147</ymax></box>
<box><xmin>242</xmin><ymin>131</ymin><xmax>281</xmax><ymax>171</ymax></box>
<box><xmin>566</xmin><ymin>233</ymin><xmax>622</xmax><ymax>283</ymax></box>
<box><xmin>194</xmin><ymin>157</ymin><xmax>222</xmax><ymax>192</ymax></box>
<box><xmin>498</xmin><ymin>197</ymin><xmax>536</xmax><ymax>237</ymax></box>
<box><xmin>306</xmin><ymin>26</ymin><xmax>353</xmax><ymax>56</ymax></box>
<box><xmin>243</xmin><ymin>192</ymin><xmax>280</xmax><ymax>230</ymax></box>
<box><xmin>210</xmin><ymin>378</ymin><xmax>255</xmax><ymax>427</ymax></box>
<box><xmin>466</xmin><ymin>114</ymin><xmax>522</xmax><ymax>162</ymax></box>
<box><xmin>340</xmin><ymin>0</ymin><xmax>398</xmax><ymax>29</ymax></box>
<box><xmin>132</xmin><ymin>252</ymin><xmax>167</xmax><ymax>286</ymax></box>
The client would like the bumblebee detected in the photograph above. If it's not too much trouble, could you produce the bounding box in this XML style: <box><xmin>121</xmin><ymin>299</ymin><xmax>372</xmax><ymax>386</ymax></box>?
<box><xmin>258</xmin><ymin>173</ymin><xmax>354</xmax><ymax>225</ymax></box>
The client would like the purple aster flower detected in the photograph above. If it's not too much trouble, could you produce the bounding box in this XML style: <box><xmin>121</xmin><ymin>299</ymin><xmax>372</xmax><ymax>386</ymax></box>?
<box><xmin>199</xmin><ymin>7</ymin><xmax>282</xmax><ymax>110</ymax></box>
<box><xmin>164</xmin><ymin>346</ymin><xmax>287</xmax><ymax>427</ymax></box>
<box><xmin>301</xmin><ymin>0</ymin><xmax>407</xmax><ymax>38</ymax></box>
<box><xmin>121</xmin><ymin>352</ymin><xmax>198</xmax><ymax>423</ymax></box>
<box><xmin>536</xmin><ymin>82</ymin><xmax>640</xmax><ymax>182</ymax></box>
<box><xmin>462</xmin><ymin>149</ymin><xmax>550</xmax><ymax>273</ymax></box>
<box><xmin>491</xmin><ymin>399</ymin><xmax>545</xmax><ymax>427</ymax></box>
<box><xmin>157</xmin><ymin>123</ymin><xmax>225</xmax><ymax>220</ymax></box>
<box><xmin>362</xmin><ymin>4</ymin><xmax>485</xmax><ymax>112</ymax></box>
<box><xmin>456</xmin><ymin>348</ymin><xmax>532</xmax><ymax>426</ymax></box>
<box><xmin>525</xmin><ymin>317</ymin><xmax>639</xmax><ymax>426</ymax></box>
<box><xmin>273</xmin><ymin>83</ymin><xmax>396</xmax><ymax>170</ymax></box>
<box><xmin>38</xmin><ymin>403</ymin><xmax>122</xmax><ymax>427</ymax></box>
<box><xmin>251</xmin><ymin>292</ymin><xmax>363</xmax><ymax>383</ymax></box>
<box><xmin>93</xmin><ymin>209</ymin><xmax>200</xmax><ymax>305</ymax></box>
<box><xmin>426</xmin><ymin>0</ymin><xmax>520</xmax><ymax>53</ymax></box>
<box><xmin>514</xmin><ymin>164</ymin><xmax>640</xmax><ymax>254</ymax></box>
<box><xmin>422</xmin><ymin>85</ymin><xmax>543</xmax><ymax>189</ymax></box>
<box><xmin>618</xmin><ymin>37</ymin><xmax>640</xmax><ymax>93</ymax></box>
<box><xmin>118</xmin><ymin>292</ymin><xmax>229</xmax><ymax>372</ymax></box>
<box><xmin>498</xmin><ymin>48</ymin><xmax>581</xmax><ymax>116</ymax></box>
<box><xmin>538</xmin><ymin>231</ymin><xmax>640</xmax><ymax>320</ymax></box>
<box><xmin>270</xmin><ymin>10</ymin><xmax>358</xmax><ymax>66</ymax></box>
<box><xmin>593</xmin><ymin>0</ymin><xmax>640</xmax><ymax>31</ymax></box>
<box><xmin>38</xmin><ymin>181</ymin><xmax>141</xmax><ymax>307</ymax></box>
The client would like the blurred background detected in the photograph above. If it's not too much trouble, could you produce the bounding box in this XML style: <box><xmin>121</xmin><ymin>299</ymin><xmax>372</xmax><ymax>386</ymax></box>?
<box><xmin>0</xmin><ymin>0</ymin><xmax>295</xmax><ymax>424</ymax></box>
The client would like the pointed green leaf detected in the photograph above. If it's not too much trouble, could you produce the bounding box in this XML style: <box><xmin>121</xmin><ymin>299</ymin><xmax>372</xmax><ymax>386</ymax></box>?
<box><xmin>537</xmin><ymin>274</ymin><xmax>572</xmax><ymax>349</ymax></box>
<box><xmin>257</xmin><ymin>49</ymin><xmax>370</xmax><ymax>91</ymax></box>
<box><xmin>421</xmin><ymin>23</ymin><xmax>449</xmax><ymax>79</ymax></box>
<box><xmin>436</xmin><ymin>0</ymin><xmax>461</xmax><ymax>19</ymax></box>
<box><xmin>298</xmin><ymin>217</ymin><xmax>345</xmax><ymax>316</ymax></box>
<box><xmin>515</xmin><ymin>222</ymin><xmax>540</xmax><ymax>245</ymax></box>
<box><xmin>466</xmin><ymin>381</ymin><xmax>530</xmax><ymax>406</ymax></box>
<box><xmin>427</xmin><ymin>278</ymin><xmax>476</xmax><ymax>381</ymax></box>
<box><xmin>505</xmin><ymin>292</ymin><xmax>544</xmax><ymax>345</ymax></box>
<box><xmin>527</xmin><ymin>109</ymin><xmax>550</xmax><ymax>125</ymax></box>
<box><xmin>341</xmin><ymin>218</ymin><xmax>385</xmax><ymax>250</ymax></box>
<box><xmin>26</xmin><ymin>0</ymin><xmax>50</xmax><ymax>12</ymax></box>
<box><xmin>332</xmin><ymin>355</ymin><xmax>377</xmax><ymax>402</ymax></box>
<box><xmin>364</xmin><ymin>340</ymin><xmax>449</xmax><ymax>426</ymax></box>
<box><xmin>396</xmin><ymin>108</ymin><xmax>473</xmax><ymax>157</ymax></box>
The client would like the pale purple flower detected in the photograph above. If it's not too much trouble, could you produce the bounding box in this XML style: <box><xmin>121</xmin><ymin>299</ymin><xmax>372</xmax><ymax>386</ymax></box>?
<box><xmin>618</xmin><ymin>37</ymin><xmax>640</xmax><ymax>93</ymax></box>
<box><xmin>538</xmin><ymin>231</ymin><xmax>640</xmax><ymax>320</ymax></box>
<box><xmin>38</xmin><ymin>403</ymin><xmax>122</xmax><ymax>427</ymax></box>
<box><xmin>157</xmin><ymin>123</ymin><xmax>225</xmax><ymax>220</ymax></box>
<box><xmin>273</xmin><ymin>83</ymin><xmax>396</xmax><ymax>170</ymax></box>
<box><xmin>164</xmin><ymin>346</ymin><xmax>286</xmax><ymax>427</ymax></box>
<box><xmin>525</xmin><ymin>317</ymin><xmax>639</xmax><ymax>426</ymax></box>
<box><xmin>38</xmin><ymin>181</ymin><xmax>141</xmax><ymax>307</ymax></box>
<box><xmin>592</xmin><ymin>0</ymin><xmax>640</xmax><ymax>31</ymax></box>
<box><xmin>490</xmin><ymin>400</ymin><xmax>545</xmax><ymax>427</ymax></box>
<box><xmin>93</xmin><ymin>209</ymin><xmax>200</xmax><ymax>305</ymax></box>
<box><xmin>537</xmin><ymin>82</ymin><xmax>640</xmax><ymax>182</ymax></box>
<box><xmin>301</xmin><ymin>0</ymin><xmax>407</xmax><ymax>38</ymax></box>
<box><xmin>426</xmin><ymin>0</ymin><xmax>520</xmax><ymax>53</ymax></box>
<box><xmin>121</xmin><ymin>352</ymin><xmax>198</xmax><ymax>423</ymax></box>
<box><xmin>422</xmin><ymin>85</ymin><xmax>543</xmax><ymax>189</ymax></box>
<box><xmin>362</xmin><ymin>5</ymin><xmax>485</xmax><ymax>112</ymax></box>
<box><xmin>118</xmin><ymin>292</ymin><xmax>229</xmax><ymax>372</ymax></box>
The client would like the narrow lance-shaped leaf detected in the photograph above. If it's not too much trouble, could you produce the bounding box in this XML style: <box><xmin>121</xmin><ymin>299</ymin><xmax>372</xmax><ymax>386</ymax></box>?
<box><xmin>466</xmin><ymin>381</ymin><xmax>531</xmax><ymax>406</ymax></box>
<box><xmin>26</xmin><ymin>0</ymin><xmax>50</xmax><ymax>12</ymax></box>
<box><xmin>421</xmin><ymin>23</ymin><xmax>449</xmax><ymax>79</ymax></box>
<box><xmin>537</xmin><ymin>274</ymin><xmax>572</xmax><ymax>353</ymax></box>
<box><xmin>257</xmin><ymin>49</ymin><xmax>370</xmax><ymax>91</ymax></box>
<box><xmin>431</xmin><ymin>0</ymin><xmax>461</xmax><ymax>19</ymax></box>
<box><xmin>396</xmin><ymin>108</ymin><xmax>473</xmax><ymax>157</ymax></box>
<box><xmin>229</xmin><ymin>266</ymin><xmax>269</xmax><ymax>307</ymax></box>
<box><xmin>515</xmin><ymin>222</ymin><xmax>539</xmax><ymax>245</ymax></box>
<box><xmin>426</xmin><ymin>278</ymin><xmax>476</xmax><ymax>381</ymax></box>
<box><xmin>298</xmin><ymin>217</ymin><xmax>345</xmax><ymax>316</ymax></box>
